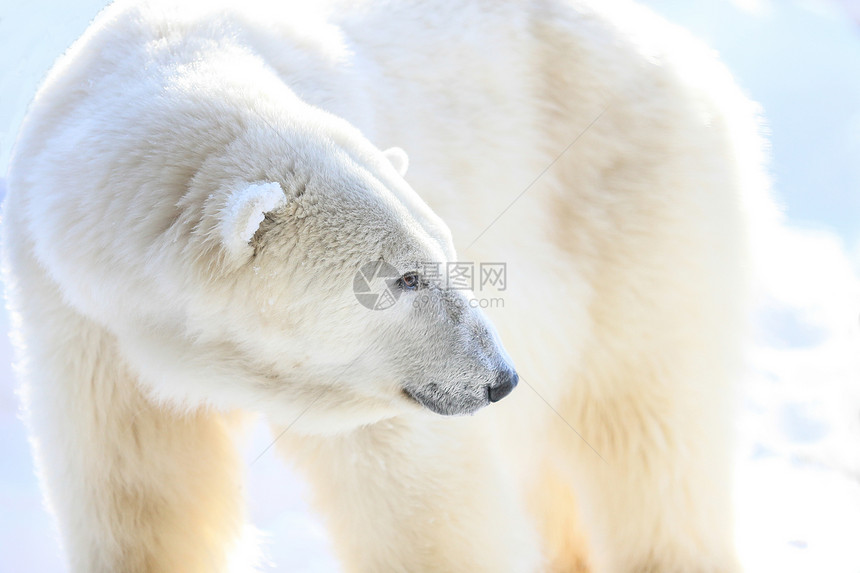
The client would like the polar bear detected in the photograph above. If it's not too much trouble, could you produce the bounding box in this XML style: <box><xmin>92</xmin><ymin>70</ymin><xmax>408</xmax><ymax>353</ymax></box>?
<box><xmin>3</xmin><ymin>0</ymin><xmax>764</xmax><ymax>572</ymax></box>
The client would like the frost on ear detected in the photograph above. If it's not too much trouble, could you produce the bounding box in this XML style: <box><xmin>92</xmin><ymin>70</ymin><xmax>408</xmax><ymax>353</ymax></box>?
<box><xmin>219</xmin><ymin>181</ymin><xmax>286</xmax><ymax>257</ymax></box>
<box><xmin>383</xmin><ymin>147</ymin><xmax>409</xmax><ymax>177</ymax></box>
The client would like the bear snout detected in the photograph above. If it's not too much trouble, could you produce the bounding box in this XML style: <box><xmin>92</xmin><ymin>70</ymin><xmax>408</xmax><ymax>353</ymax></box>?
<box><xmin>487</xmin><ymin>368</ymin><xmax>518</xmax><ymax>403</ymax></box>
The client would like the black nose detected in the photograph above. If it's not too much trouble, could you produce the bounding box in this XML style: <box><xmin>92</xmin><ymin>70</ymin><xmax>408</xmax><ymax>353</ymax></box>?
<box><xmin>488</xmin><ymin>369</ymin><xmax>518</xmax><ymax>403</ymax></box>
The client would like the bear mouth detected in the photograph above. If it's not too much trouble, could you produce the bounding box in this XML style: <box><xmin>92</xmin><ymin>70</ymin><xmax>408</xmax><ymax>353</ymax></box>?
<box><xmin>401</xmin><ymin>387</ymin><xmax>487</xmax><ymax>416</ymax></box>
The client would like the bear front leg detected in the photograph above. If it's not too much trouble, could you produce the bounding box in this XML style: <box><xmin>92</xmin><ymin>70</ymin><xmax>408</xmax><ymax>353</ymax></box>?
<box><xmin>554</xmin><ymin>375</ymin><xmax>742</xmax><ymax>573</ymax></box>
<box><xmin>9</xmin><ymin>262</ymin><xmax>249</xmax><ymax>573</ymax></box>
<box><xmin>277</xmin><ymin>415</ymin><xmax>540</xmax><ymax>572</ymax></box>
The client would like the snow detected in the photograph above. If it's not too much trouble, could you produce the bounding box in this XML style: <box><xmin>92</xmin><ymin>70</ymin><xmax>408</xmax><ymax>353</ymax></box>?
<box><xmin>1</xmin><ymin>1</ymin><xmax>858</xmax><ymax>571</ymax></box>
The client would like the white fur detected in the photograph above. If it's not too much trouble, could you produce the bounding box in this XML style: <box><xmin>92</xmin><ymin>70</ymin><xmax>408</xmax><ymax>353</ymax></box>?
<box><xmin>219</xmin><ymin>181</ymin><xmax>286</xmax><ymax>258</ymax></box>
<box><xmin>2</xmin><ymin>0</ymin><xmax>767</xmax><ymax>571</ymax></box>
<box><xmin>383</xmin><ymin>147</ymin><xmax>409</xmax><ymax>177</ymax></box>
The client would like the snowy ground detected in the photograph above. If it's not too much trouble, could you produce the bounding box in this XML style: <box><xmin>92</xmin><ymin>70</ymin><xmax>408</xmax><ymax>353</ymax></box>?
<box><xmin>1</xmin><ymin>1</ymin><xmax>858</xmax><ymax>571</ymax></box>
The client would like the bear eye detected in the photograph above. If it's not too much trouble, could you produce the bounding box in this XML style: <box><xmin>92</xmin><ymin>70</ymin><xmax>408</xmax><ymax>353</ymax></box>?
<box><xmin>398</xmin><ymin>272</ymin><xmax>420</xmax><ymax>290</ymax></box>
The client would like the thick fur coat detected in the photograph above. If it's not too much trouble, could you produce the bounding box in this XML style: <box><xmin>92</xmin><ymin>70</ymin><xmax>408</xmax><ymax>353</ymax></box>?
<box><xmin>2</xmin><ymin>0</ymin><xmax>765</xmax><ymax>571</ymax></box>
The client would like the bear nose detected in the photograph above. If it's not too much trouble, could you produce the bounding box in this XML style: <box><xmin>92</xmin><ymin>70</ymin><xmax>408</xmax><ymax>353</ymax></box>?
<box><xmin>488</xmin><ymin>368</ymin><xmax>518</xmax><ymax>403</ymax></box>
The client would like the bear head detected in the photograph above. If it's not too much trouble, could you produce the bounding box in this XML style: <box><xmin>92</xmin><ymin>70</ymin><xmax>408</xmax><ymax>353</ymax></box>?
<box><xmin>119</xmin><ymin>111</ymin><xmax>518</xmax><ymax>434</ymax></box>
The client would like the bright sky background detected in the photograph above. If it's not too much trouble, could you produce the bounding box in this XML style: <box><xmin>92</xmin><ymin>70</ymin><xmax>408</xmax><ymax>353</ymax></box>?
<box><xmin>0</xmin><ymin>1</ymin><xmax>858</xmax><ymax>571</ymax></box>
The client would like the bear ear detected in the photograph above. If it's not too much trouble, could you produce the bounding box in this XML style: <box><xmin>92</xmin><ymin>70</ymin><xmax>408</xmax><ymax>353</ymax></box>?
<box><xmin>219</xmin><ymin>181</ymin><xmax>286</xmax><ymax>258</ymax></box>
<box><xmin>383</xmin><ymin>147</ymin><xmax>409</xmax><ymax>177</ymax></box>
